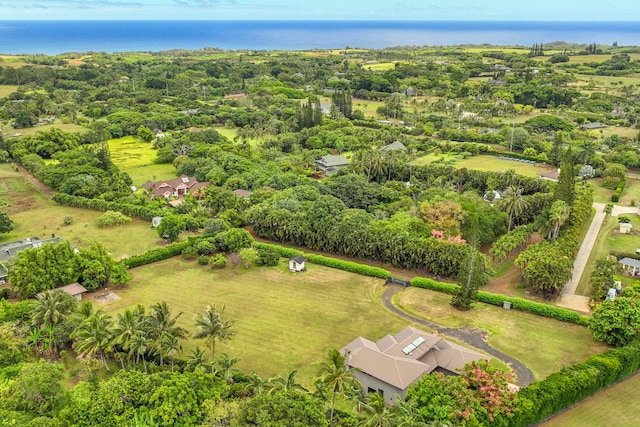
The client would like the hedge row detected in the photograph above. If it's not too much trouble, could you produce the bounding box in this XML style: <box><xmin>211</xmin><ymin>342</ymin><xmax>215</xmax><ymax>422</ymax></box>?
<box><xmin>52</xmin><ymin>193</ymin><xmax>162</xmax><ymax>221</ymax></box>
<box><xmin>410</xmin><ymin>277</ymin><xmax>589</xmax><ymax>326</ymax></box>
<box><xmin>303</xmin><ymin>254</ymin><xmax>390</xmax><ymax>279</ymax></box>
<box><xmin>254</xmin><ymin>243</ymin><xmax>391</xmax><ymax>279</ymax></box>
<box><xmin>485</xmin><ymin>150</ymin><xmax>540</xmax><ymax>162</ymax></box>
<box><xmin>120</xmin><ymin>240</ymin><xmax>193</xmax><ymax>269</ymax></box>
<box><xmin>253</xmin><ymin>242</ymin><xmax>304</xmax><ymax>259</ymax></box>
<box><xmin>508</xmin><ymin>341</ymin><xmax>640</xmax><ymax>426</ymax></box>
<box><xmin>611</xmin><ymin>178</ymin><xmax>626</xmax><ymax>202</ymax></box>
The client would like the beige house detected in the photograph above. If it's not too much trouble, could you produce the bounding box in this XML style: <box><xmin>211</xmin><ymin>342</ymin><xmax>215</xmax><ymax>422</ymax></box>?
<box><xmin>342</xmin><ymin>326</ymin><xmax>489</xmax><ymax>405</ymax></box>
<box><xmin>142</xmin><ymin>176</ymin><xmax>209</xmax><ymax>199</ymax></box>
<box><xmin>619</xmin><ymin>257</ymin><xmax>640</xmax><ymax>276</ymax></box>
<box><xmin>38</xmin><ymin>282</ymin><xmax>88</xmax><ymax>301</ymax></box>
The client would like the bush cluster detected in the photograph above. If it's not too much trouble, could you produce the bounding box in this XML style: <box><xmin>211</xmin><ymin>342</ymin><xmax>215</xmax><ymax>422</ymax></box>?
<box><xmin>53</xmin><ymin>193</ymin><xmax>161</xmax><ymax>221</ymax></box>
<box><xmin>120</xmin><ymin>240</ymin><xmax>192</xmax><ymax>268</ymax></box>
<box><xmin>507</xmin><ymin>342</ymin><xmax>640</xmax><ymax>426</ymax></box>
<box><xmin>611</xmin><ymin>179</ymin><xmax>626</xmax><ymax>202</ymax></box>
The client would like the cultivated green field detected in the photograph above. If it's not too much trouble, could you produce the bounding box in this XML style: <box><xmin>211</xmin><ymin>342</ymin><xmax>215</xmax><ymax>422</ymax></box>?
<box><xmin>107</xmin><ymin>136</ymin><xmax>176</xmax><ymax>185</ymax></box>
<box><xmin>413</xmin><ymin>153</ymin><xmax>554</xmax><ymax>178</ymax></box>
<box><xmin>101</xmin><ymin>258</ymin><xmax>409</xmax><ymax>384</ymax></box>
<box><xmin>393</xmin><ymin>288</ymin><xmax>608</xmax><ymax>380</ymax></box>
<box><xmin>542</xmin><ymin>373</ymin><xmax>640</xmax><ymax>427</ymax></box>
<box><xmin>10</xmin><ymin>122</ymin><xmax>87</xmax><ymax>138</ymax></box>
<box><xmin>0</xmin><ymin>164</ymin><xmax>160</xmax><ymax>258</ymax></box>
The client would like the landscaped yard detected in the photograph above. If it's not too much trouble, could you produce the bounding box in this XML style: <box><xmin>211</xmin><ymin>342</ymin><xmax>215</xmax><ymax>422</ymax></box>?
<box><xmin>412</xmin><ymin>153</ymin><xmax>555</xmax><ymax>178</ymax></box>
<box><xmin>0</xmin><ymin>164</ymin><xmax>160</xmax><ymax>258</ymax></box>
<box><xmin>393</xmin><ymin>288</ymin><xmax>608</xmax><ymax>380</ymax></box>
<box><xmin>541</xmin><ymin>373</ymin><xmax>640</xmax><ymax>427</ymax></box>
<box><xmin>576</xmin><ymin>214</ymin><xmax>640</xmax><ymax>297</ymax></box>
<box><xmin>101</xmin><ymin>258</ymin><xmax>408</xmax><ymax>385</ymax></box>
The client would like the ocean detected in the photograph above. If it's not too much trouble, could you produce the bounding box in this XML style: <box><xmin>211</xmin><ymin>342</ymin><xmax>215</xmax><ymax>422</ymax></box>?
<box><xmin>0</xmin><ymin>20</ymin><xmax>638</xmax><ymax>55</ymax></box>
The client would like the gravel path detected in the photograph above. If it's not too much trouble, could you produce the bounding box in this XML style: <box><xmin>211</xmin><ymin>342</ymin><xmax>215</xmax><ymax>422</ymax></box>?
<box><xmin>382</xmin><ymin>284</ymin><xmax>535</xmax><ymax>387</ymax></box>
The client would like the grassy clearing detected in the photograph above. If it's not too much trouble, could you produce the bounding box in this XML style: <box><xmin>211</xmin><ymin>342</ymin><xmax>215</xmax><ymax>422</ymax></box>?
<box><xmin>11</xmin><ymin>122</ymin><xmax>87</xmax><ymax>138</ymax></box>
<box><xmin>125</xmin><ymin>164</ymin><xmax>177</xmax><ymax>187</ymax></box>
<box><xmin>541</xmin><ymin>373</ymin><xmax>640</xmax><ymax>427</ymax></box>
<box><xmin>393</xmin><ymin>288</ymin><xmax>608</xmax><ymax>380</ymax></box>
<box><xmin>574</xmin><ymin>73</ymin><xmax>640</xmax><ymax>87</ymax></box>
<box><xmin>102</xmin><ymin>258</ymin><xmax>409</xmax><ymax>385</ymax></box>
<box><xmin>107</xmin><ymin>136</ymin><xmax>176</xmax><ymax>185</ymax></box>
<box><xmin>363</xmin><ymin>62</ymin><xmax>398</xmax><ymax>71</ymax></box>
<box><xmin>412</xmin><ymin>153</ymin><xmax>552</xmax><ymax>178</ymax></box>
<box><xmin>212</xmin><ymin>125</ymin><xmax>238</xmax><ymax>142</ymax></box>
<box><xmin>0</xmin><ymin>84</ymin><xmax>19</xmax><ymax>98</ymax></box>
<box><xmin>0</xmin><ymin>164</ymin><xmax>159</xmax><ymax>258</ymax></box>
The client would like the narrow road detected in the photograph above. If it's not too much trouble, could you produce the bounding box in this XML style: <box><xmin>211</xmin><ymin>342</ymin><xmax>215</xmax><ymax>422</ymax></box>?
<box><xmin>15</xmin><ymin>163</ymin><xmax>55</xmax><ymax>199</ymax></box>
<box><xmin>381</xmin><ymin>284</ymin><xmax>535</xmax><ymax>387</ymax></box>
<box><xmin>558</xmin><ymin>202</ymin><xmax>638</xmax><ymax>313</ymax></box>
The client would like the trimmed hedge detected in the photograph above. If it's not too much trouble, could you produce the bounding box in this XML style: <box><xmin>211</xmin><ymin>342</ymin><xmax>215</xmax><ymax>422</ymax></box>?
<box><xmin>507</xmin><ymin>342</ymin><xmax>640</xmax><ymax>426</ymax></box>
<box><xmin>53</xmin><ymin>193</ymin><xmax>162</xmax><ymax>221</ymax></box>
<box><xmin>254</xmin><ymin>243</ymin><xmax>390</xmax><ymax>279</ymax></box>
<box><xmin>304</xmin><ymin>254</ymin><xmax>390</xmax><ymax>279</ymax></box>
<box><xmin>611</xmin><ymin>178</ymin><xmax>626</xmax><ymax>202</ymax></box>
<box><xmin>253</xmin><ymin>242</ymin><xmax>303</xmax><ymax>259</ymax></box>
<box><xmin>410</xmin><ymin>277</ymin><xmax>589</xmax><ymax>326</ymax></box>
<box><xmin>120</xmin><ymin>240</ymin><xmax>193</xmax><ymax>269</ymax></box>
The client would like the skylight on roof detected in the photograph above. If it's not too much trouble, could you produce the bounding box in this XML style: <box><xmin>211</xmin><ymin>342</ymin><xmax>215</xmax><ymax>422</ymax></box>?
<box><xmin>402</xmin><ymin>343</ymin><xmax>416</xmax><ymax>355</ymax></box>
<box><xmin>182</xmin><ymin>177</ymin><xmax>190</xmax><ymax>183</ymax></box>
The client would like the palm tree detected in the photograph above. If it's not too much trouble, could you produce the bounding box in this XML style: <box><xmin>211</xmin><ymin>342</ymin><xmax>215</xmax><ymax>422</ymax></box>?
<box><xmin>112</xmin><ymin>305</ymin><xmax>149</xmax><ymax>369</ymax></box>
<box><xmin>149</xmin><ymin>302</ymin><xmax>186</xmax><ymax>366</ymax></box>
<box><xmin>315</xmin><ymin>348</ymin><xmax>359</xmax><ymax>423</ymax></box>
<box><xmin>497</xmin><ymin>186</ymin><xmax>530</xmax><ymax>230</ymax></box>
<box><xmin>548</xmin><ymin>199</ymin><xmax>571</xmax><ymax>240</ymax></box>
<box><xmin>268</xmin><ymin>369</ymin><xmax>308</xmax><ymax>394</ymax></box>
<box><xmin>358</xmin><ymin>393</ymin><xmax>394</xmax><ymax>427</ymax></box>
<box><xmin>31</xmin><ymin>289</ymin><xmax>76</xmax><ymax>329</ymax></box>
<box><xmin>185</xmin><ymin>346</ymin><xmax>211</xmax><ymax>373</ymax></box>
<box><xmin>71</xmin><ymin>310</ymin><xmax>113</xmax><ymax>369</ymax></box>
<box><xmin>128</xmin><ymin>331</ymin><xmax>149</xmax><ymax>373</ymax></box>
<box><xmin>245</xmin><ymin>370</ymin><xmax>268</xmax><ymax>396</ymax></box>
<box><xmin>192</xmin><ymin>305</ymin><xmax>235</xmax><ymax>360</ymax></box>
<box><xmin>156</xmin><ymin>332</ymin><xmax>182</xmax><ymax>370</ymax></box>
<box><xmin>215</xmin><ymin>353</ymin><xmax>240</xmax><ymax>383</ymax></box>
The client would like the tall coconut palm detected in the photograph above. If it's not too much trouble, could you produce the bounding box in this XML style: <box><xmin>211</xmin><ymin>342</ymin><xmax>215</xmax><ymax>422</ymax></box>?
<box><xmin>31</xmin><ymin>289</ymin><xmax>77</xmax><ymax>329</ymax></box>
<box><xmin>156</xmin><ymin>332</ymin><xmax>182</xmax><ymax>370</ymax></box>
<box><xmin>215</xmin><ymin>353</ymin><xmax>240</xmax><ymax>383</ymax></box>
<box><xmin>112</xmin><ymin>305</ymin><xmax>149</xmax><ymax>369</ymax></box>
<box><xmin>358</xmin><ymin>392</ymin><xmax>394</xmax><ymax>427</ymax></box>
<box><xmin>71</xmin><ymin>310</ymin><xmax>113</xmax><ymax>369</ymax></box>
<box><xmin>149</xmin><ymin>301</ymin><xmax>187</xmax><ymax>341</ymax></box>
<box><xmin>192</xmin><ymin>305</ymin><xmax>235</xmax><ymax>360</ymax></box>
<box><xmin>548</xmin><ymin>199</ymin><xmax>571</xmax><ymax>240</ymax></box>
<box><xmin>497</xmin><ymin>186</ymin><xmax>530</xmax><ymax>231</ymax></box>
<box><xmin>185</xmin><ymin>346</ymin><xmax>210</xmax><ymax>373</ymax></box>
<box><xmin>315</xmin><ymin>348</ymin><xmax>359</xmax><ymax>423</ymax></box>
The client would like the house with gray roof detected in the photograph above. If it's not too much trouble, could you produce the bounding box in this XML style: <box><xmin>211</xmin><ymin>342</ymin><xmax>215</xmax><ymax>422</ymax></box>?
<box><xmin>579</xmin><ymin>122</ymin><xmax>608</xmax><ymax>131</ymax></box>
<box><xmin>379</xmin><ymin>141</ymin><xmax>407</xmax><ymax>153</ymax></box>
<box><xmin>619</xmin><ymin>257</ymin><xmax>640</xmax><ymax>276</ymax></box>
<box><xmin>316</xmin><ymin>154</ymin><xmax>350</xmax><ymax>176</ymax></box>
<box><xmin>0</xmin><ymin>237</ymin><xmax>61</xmax><ymax>264</ymax></box>
<box><xmin>341</xmin><ymin>326</ymin><xmax>490</xmax><ymax>405</ymax></box>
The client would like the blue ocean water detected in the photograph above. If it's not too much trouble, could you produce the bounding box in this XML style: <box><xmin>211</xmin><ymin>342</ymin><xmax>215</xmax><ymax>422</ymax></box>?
<box><xmin>0</xmin><ymin>20</ymin><xmax>638</xmax><ymax>55</ymax></box>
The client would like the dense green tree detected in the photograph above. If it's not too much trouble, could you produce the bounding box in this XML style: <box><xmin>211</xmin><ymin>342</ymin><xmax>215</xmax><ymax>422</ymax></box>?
<box><xmin>0</xmin><ymin>212</ymin><xmax>14</xmax><ymax>234</ymax></box>
<box><xmin>497</xmin><ymin>186</ymin><xmax>530</xmax><ymax>231</ymax></box>
<box><xmin>589</xmin><ymin>297</ymin><xmax>640</xmax><ymax>346</ymax></box>
<box><xmin>232</xmin><ymin>390</ymin><xmax>328</xmax><ymax>427</ymax></box>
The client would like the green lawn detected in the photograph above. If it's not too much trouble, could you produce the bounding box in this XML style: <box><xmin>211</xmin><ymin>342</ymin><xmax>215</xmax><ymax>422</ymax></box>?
<box><xmin>413</xmin><ymin>153</ymin><xmax>553</xmax><ymax>178</ymax></box>
<box><xmin>541</xmin><ymin>373</ymin><xmax>640</xmax><ymax>427</ymax></box>
<box><xmin>107</xmin><ymin>136</ymin><xmax>177</xmax><ymax>186</ymax></box>
<box><xmin>102</xmin><ymin>259</ymin><xmax>409</xmax><ymax>385</ymax></box>
<box><xmin>0</xmin><ymin>164</ymin><xmax>160</xmax><ymax>259</ymax></box>
<box><xmin>11</xmin><ymin>122</ymin><xmax>87</xmax><ymax>138</ymax></box>
<box><xmin>393</xmin><ymin>288</ymin><xmax>608</xmax><ymax>380</ymax></box>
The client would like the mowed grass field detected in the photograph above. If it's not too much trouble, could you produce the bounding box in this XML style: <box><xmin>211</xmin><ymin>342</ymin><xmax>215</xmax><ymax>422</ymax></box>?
<box><xmin>542</xmin><ymin>373</ymin><xmax>640</xmax><ymax>427</ymax></box>
<box><xmin>11</xmin><ymin>122</ymin><xmax>87</xmax><ymax>138</ymax></box>
<box><xmin>0</xmin><ymin>84</ymin><xmax>19</xmax><ymax>98</ymax></box>
<box><xmin>393</xmin><ymin>288</ymin><xmax>608</xmax><ymax>380</ymax></box>
<box><xmin>413</xmin><ymin>153</ymin><xmax>555</xmax><ymax>178</ymax></box>
<box><xmin>0</xmin><ymin>164</ymin><xmax>160</xmax><ymax>258</ymax></box>
<box><xmin>102</xmin><ymin>258</ymin><xmax>408</xmax><ymax>384</ymax></box>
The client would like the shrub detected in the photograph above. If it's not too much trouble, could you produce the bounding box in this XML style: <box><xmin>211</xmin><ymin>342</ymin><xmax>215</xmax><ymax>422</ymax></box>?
<box><xmin>253</xmin><ymin>242</ymin><xmax>303</xmax><ymax>259</ymax></box>
<box><xmin>52</xmin><ymin>193</ymin><xmax>161</xmax><ymax>221</ymax></box>
<box><xmin>96</xmin><ymin>210</ymin><xmax>132</xmax><ymax>227</ymax></box>
<box><xmin>181</xmin><ymin>245</ymin><xmax>199</xmax><ymax>260</ymax></box>
<box><xmin>255</xmin><ymin>245</ymin><xmax>281</xmax><ymax>266</ymax></box>
<box><xmin>63</xmin><ymin>216</ymin><xmax>73</xmax><ymax>226</ymax></box>
<box><xmin>209</xmin><ymin>253</ymin><xmax>227</xmax><ymax>269</ymax></box>
<box><xmin>198</xmin><ymin>255</ymin><xmax>210</xmax><ymax>266</ymax></box>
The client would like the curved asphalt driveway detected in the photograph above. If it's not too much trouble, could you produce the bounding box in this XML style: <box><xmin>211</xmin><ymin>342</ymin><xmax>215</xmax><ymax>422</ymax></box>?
<box><xmin>382</xmin><ymin>284</ymin><xmax>535</xmax><ymax>387</ymax></box>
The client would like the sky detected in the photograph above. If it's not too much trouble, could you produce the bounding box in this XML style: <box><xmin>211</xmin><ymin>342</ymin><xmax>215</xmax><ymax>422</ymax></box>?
<box><xmin>0</xmin><ymin>0</ymin><xmax>635</xmax><ymax>21</ymax></box>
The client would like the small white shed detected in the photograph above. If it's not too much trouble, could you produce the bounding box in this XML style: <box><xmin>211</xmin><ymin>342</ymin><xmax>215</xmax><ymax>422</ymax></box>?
<box><xmin>620</xmin><ymin>222</ymin><xmax>632</xmax><ymax>234</ymax></box>
<box><xmin>152</xmin><ymin>216</ymin><xmax>163</xmax><ymax>228</ymax></box>
<box><xmin>288</xmin><ymin>255</ymin><xmax>307</xmax><ymax>272</ymax></box>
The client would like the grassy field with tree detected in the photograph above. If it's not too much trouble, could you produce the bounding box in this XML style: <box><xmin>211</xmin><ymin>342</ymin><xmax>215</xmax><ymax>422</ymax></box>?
<box><xmin>413</xmin><ymin>153</ymin><xmax>554</xmax><ymax>178</ymax></box>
